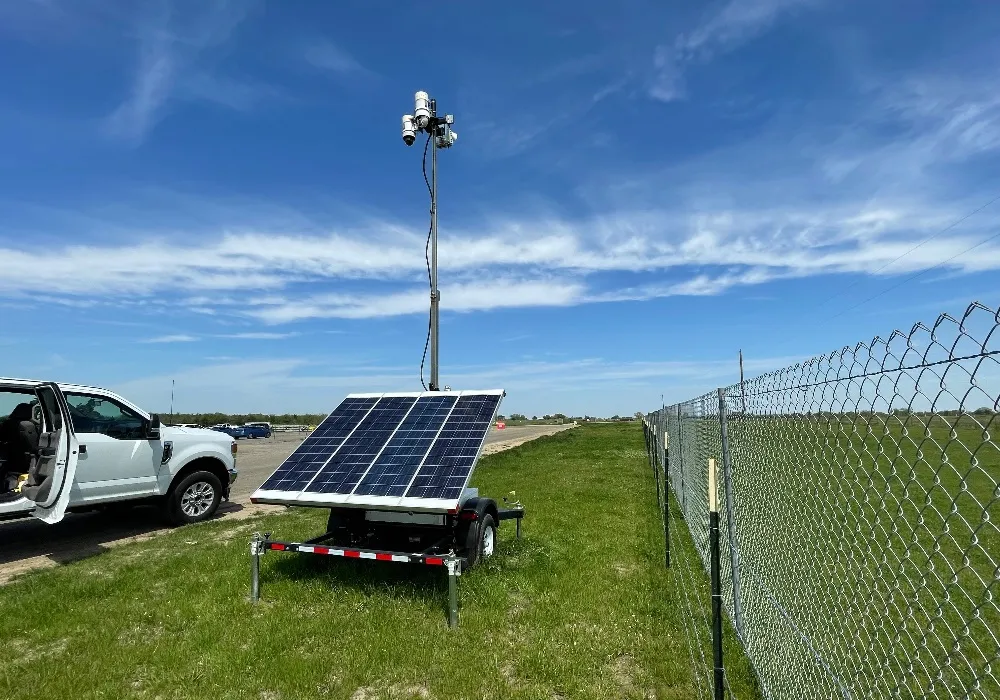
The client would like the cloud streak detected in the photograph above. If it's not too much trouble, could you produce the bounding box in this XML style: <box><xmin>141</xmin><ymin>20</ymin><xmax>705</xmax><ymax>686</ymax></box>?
<box><xmin>303</xmin><ymin>39</ymin><xmax>373</xmax><ymax>77</ymax></box>
<box><xmin>105</xmin><ymin>0</ymin><xmax>258</xmax><ymax>142</ymax></box>
<box><xmin>3</xmin><ymin>196</ymin><xmax>1000</xmax><ymax>322</ymax></box>
<box><xmin>141</xmin><ymin>334</ymin><xmax>198</xmax><ymax>343</ymax></box>
<box><xmin>650</xmin><ymin>0</ymin><xmax>821</xmax><ymax>101</ymax></box>
<box><xmin>109</xmin><ymin>353</ymin><xmax>806</xmax><ymax>414</ymax></box>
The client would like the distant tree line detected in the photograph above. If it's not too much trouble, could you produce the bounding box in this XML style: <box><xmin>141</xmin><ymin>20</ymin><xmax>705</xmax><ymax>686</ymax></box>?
<box><xmin>162</xmin><ymin>412</ymin><xmax>327</xmax><ymax>426</ymax></box>
<box><xmin>497</xmin><ymin>413</ymin><xmax>635</xmax><ymax>424</ymax></box>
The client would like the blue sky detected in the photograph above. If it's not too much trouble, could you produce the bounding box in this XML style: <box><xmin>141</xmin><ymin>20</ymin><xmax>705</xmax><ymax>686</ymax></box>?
<box><xmin>1</xmin><ymin>0</ymin><xmax>999</xmax><ymax>417</ymax></box>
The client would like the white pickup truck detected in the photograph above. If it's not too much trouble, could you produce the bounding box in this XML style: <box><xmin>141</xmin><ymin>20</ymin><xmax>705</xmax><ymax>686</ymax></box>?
<box><xmin>0</xmin><ymin>378</ymin><xmax>238</xmax><ymax>526</ymax></box>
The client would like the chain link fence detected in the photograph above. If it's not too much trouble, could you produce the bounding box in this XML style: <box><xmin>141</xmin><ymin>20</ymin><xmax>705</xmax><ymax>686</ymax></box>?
<box><xmin>644</xmin><ymin>300</ymin><xmax>1000</xmax><ymax>699</ymax></box>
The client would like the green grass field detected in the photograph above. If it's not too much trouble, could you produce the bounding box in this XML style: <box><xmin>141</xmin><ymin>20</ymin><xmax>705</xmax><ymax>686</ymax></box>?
<box><xmin>0</xmin><ymin>423</ymin><xmax>757</xmax><ymax>700</ymax></box>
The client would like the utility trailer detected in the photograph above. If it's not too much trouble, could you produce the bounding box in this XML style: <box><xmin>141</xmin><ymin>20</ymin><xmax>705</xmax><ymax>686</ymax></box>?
<box><xmin>248</xmin><ymin>390</ymin><xmax>524</xmax><ymax>626</ymax></box>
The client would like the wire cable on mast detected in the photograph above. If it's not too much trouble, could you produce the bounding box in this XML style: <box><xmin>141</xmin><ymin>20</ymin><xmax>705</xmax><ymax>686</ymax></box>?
<box><xmin>419</xmin><ymin>132</ymin><xmax>433</xmax><ymax>390</ymax></box>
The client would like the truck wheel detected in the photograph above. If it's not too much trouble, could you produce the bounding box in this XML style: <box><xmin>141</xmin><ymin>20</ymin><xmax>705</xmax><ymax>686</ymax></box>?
<box><xmin>165</xmin><ymin>471</ymin><xmax>223</xmax><ymax>526</ymax></box>
<box><xmin>462</xmin><ymin>513</ymin><xmax>496</xmax><ymax>571</ymax></box>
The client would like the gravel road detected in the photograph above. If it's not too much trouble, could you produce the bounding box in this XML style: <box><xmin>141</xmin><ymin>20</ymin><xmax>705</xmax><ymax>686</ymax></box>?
<box><xmin>0</xmin><ymin>423</ymin><xmax>575</xmax><ymax>584</ymax></box>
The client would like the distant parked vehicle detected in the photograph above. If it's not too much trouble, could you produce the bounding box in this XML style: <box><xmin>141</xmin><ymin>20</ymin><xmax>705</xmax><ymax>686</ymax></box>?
<box><xmin>242</xmin><ymin>423</ymin><xmax>271</xmax><ymax>439</ymax></box>
<box><xmin>211</xmin><ymin>424</ymin><xmax>248</xmax><ymax>439</ymax></box>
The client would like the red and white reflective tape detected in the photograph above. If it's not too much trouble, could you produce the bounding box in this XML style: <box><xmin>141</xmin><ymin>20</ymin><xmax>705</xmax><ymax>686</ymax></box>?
<box><xmin>265</xmin><ymin>541</ymin><xmax>446</xmax><ymax>566</ymax></box>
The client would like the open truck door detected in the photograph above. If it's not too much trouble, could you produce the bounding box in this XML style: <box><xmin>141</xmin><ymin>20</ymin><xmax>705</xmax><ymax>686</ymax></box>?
<box><xmin>20</xmin><ymin>382</ymin><xmax>79</xmax><ymax>524</ymax></box>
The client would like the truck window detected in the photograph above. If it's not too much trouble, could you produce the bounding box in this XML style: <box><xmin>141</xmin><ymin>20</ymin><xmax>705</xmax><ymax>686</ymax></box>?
<box><xmin>0</xmin><ymin>390</ymin><xmax>37</xmax><ymax>423</ymax></box>
<box><xmin>65</xmin><ymin>393</ymin><xmax>145</xmax><ymax>440</ymax></box>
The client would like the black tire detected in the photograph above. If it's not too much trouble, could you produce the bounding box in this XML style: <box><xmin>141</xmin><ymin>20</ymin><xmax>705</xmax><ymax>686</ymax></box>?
<box><xmin>462</xmin><ymin>513</ymin><xmax>497</xmax><ymax>571</ymax></box>
<box><xmin>164</xmin><ymin>471</ymin><xmax>223</xmax><ymax>526</ymax></box>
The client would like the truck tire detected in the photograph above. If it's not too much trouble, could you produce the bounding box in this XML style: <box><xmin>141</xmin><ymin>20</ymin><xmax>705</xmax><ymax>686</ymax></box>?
<box><xmin>164</xmin><ymin>471</ymin><xmax>223</xmax><ymax>525</ymax></box>
<box><xmin>462</xmin><ymin>513</ymin><xmax>496</xmax><ymax>571</ymax></box>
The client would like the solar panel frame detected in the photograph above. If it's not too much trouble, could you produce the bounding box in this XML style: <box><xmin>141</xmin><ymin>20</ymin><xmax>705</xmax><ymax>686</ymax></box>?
<box><xmin>250</xmin><ymin>389</ymin><xmax>504</xmax><ymax>513</ymax></box>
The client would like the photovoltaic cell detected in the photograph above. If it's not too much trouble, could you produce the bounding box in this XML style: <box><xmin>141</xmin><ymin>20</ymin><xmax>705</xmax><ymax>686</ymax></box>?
<box><xmin>304</xmin><ymin>395</ymin><xmax>417</xmax><ymax>495</ymax></box>
<box><xmin>251</xmin><ymin>390</ymin><xmax>504</xmax><ymax>511</ymax></box>
<box><xmin>257</xmin><ymin>397</ymin><xmax>377</xmax><ymax>491</ymax></box>
<box><xmin>352</xmin><ymin>393</ymin><xmax>458</xmax><ymax>497</ymax></box>
<box><xmin>405</xmin><ymin>394</ymin><xmax>502</xmax><ymax>501</ymax></box>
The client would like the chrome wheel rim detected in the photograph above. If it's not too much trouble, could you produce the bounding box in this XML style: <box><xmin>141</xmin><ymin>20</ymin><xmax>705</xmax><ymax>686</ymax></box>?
<box><xmin>180</xmin><ymin>481</ymin><xmax>215</xmax><ymax>517</ymax></box>
<box><xmin>482</xmin><ymin>524</ymin><xmax>495</xmax><ymax>557</ymax></box>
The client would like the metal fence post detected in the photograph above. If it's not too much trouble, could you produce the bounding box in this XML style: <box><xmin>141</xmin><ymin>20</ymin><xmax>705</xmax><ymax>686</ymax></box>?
<box><xmin>717</xmin><ymin>387</ymin><xmax>745</xmax><ymax>641</ymax></box>
<box><xmin>708</xmin><ymin>458</ymin><xmax>725</xmax><ymax>700</ymax></box>
<box><xmin>645</xmin><ymin>418</ymin><xmax>656</xmax><ymax>476</ymax></box>
<box><xmin>675</xmin><ymin>404</ymin><xmax>685</xmax><ymax>514</ymax></box>
<box><xmin>662</xmin><ymin>413</ymin><xmax>670</xmax><ymax>568</ymax></box>
<box><xmin>652</xmin><ymin>416</ymin><xmax>662</xmax><ymax>512</ymax></box>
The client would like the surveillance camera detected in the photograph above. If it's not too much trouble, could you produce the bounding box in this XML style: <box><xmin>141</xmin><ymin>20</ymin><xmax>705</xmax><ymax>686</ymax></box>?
<box><xmin>414</xmin><ymin>91</ymin><xmax>431</xmax><ymax>130</ymax></box>
<box><xmin>402</xmin><ymin>114</ymin><xmax>416</xmax><ymax>146</ymax></box>
<box><xmin>436</xmin><ymin>127</ymin><xmax>458</xmax><ymax>149</ymax></box>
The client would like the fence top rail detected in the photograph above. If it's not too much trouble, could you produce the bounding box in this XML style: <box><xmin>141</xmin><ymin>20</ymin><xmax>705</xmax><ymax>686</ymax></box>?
<box><xmin>653</xmin><ymin>300</ymin><xmax>1000</xmax><ymax>412</ymax></box>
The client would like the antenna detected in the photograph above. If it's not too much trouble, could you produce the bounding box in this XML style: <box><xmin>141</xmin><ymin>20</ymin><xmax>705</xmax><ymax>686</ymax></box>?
<box><xmin>170</xmin><ymin>379</ymin><xmax>175</xmax><ymax>423</ymax></box>
<box><xmin>402</xmin><ymin>91</ymin><xmax>458</xmax><ymax>392</ymax></box>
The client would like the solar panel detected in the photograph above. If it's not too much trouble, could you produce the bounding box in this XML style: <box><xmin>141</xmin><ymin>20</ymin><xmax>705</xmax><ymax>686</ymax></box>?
<box><xmin>352</xmin><ymin>393</ymin><xmax>458</xmax><ymax>498</ymax></box>
<box><xmin>257</xmin><ymin>396</ymin><xmax>378</xmax><ymax>492</ymax></box>
<box><xmin>304</xmin><ymin>395</ymin><xmax>418</xmax><ymax>495</ymax></box>
<box><xmin>405</xmin><ymin>394</ymin><xmax>502</xmax><ymax>501</ymax></box>
<box><xmin>251</xmin><ymin>390</ymin><xmax>503</xmax><ymax>513</ymax></box>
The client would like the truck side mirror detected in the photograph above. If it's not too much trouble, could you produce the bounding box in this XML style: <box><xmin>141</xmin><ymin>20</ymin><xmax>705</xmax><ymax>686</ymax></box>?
<box><xmin>146</xmin><ymin>414</ymin><xmax>162</xmax><ymax>440</ymax></box>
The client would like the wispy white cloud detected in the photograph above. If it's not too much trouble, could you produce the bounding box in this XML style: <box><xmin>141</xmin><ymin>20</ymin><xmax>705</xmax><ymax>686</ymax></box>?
<box><xmin>303</xmin><ymin>39</ymin><xmax>372</xmax><ymax>77</ymax></box>
<box><xmin>3</xmin><ymin>194</ymin><xmax>1000</xmax><ymax>321</ymax></box>
<box><xmin>6</xmin><ymin>41</ymin><xmax>999</xmax><ymax>324</ymax></box>
<box><xmin>141</xmin><ymin>334</ymin><xmax>199</xmax><ymax>344</ymax></box>
<box><xmin>105</xmin><ymin>0</ymin><xmax>259</xmax><ymax>142</ymax></box>
<box><xmin>220</xmin><ymin>331</ymin><xmax>299</xmax><ymax>340</ymax></box>
<box><xmin>244</xmin><ymin>278</ymin><xmax>586</xmax><ymax>323</ymax></box>
<box><xmin>178</xmin><ymin>72</ymin><xmax>282</xmax><ymax>111</ymax></box>
<box><xmin>650</xmin><ymin>0</ymin><xmax>822</xmax><ymax>101</ymax></box>
<box><xmin>108</xmin><ymin>353</ymin><xmax>805</xmax><ymax>415</ymax></box>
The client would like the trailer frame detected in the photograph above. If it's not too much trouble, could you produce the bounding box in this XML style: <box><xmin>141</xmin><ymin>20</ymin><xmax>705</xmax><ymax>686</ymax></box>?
<box><xmin>250</xmin><ymin>501</ymin><xmax>525</xmax><ymax>627</ymax></box>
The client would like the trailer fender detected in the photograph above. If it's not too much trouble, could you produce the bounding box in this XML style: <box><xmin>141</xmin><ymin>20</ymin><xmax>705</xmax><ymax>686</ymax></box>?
<box><xmin>458</xmin><ymin>497</ymin><xmax>498</xmax><ymax>526</ymax></box>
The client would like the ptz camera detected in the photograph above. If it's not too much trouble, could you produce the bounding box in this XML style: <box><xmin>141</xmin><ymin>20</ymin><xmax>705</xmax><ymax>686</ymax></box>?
<box><xmin>402</xmin><ymin>114</ymin><xmax>416</xmax><ymax>146</ymax></box>
<box><xmin>414</xmin><ymin>91</ymin><xmax>431</xmax><ymax>130</ymax></box>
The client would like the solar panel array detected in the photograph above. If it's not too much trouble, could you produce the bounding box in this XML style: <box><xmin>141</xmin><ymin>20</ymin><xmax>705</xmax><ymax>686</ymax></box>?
<box><xmin>253</xmin><ymin>390</ymin><xmax>503</xmax><ymax>511</ymax></box>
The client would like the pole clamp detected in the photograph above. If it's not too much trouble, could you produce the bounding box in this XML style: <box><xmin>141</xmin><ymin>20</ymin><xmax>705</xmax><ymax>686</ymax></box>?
<box><xmin>250</xmin><ymin>532</ymin><xmax>271</xmax><ymax>556</ymax></box>
<box><xmin>430</xmin><ymin>290</ymin><xmax>441</xmax><ymax>302</ymax></box>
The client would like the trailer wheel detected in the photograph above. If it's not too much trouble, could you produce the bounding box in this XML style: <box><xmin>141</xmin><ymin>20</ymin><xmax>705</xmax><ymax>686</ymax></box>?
<box><xmin>463</xmin><ymin>513</ymin><xmax>496</xmax><ymax>571</ymax></box>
